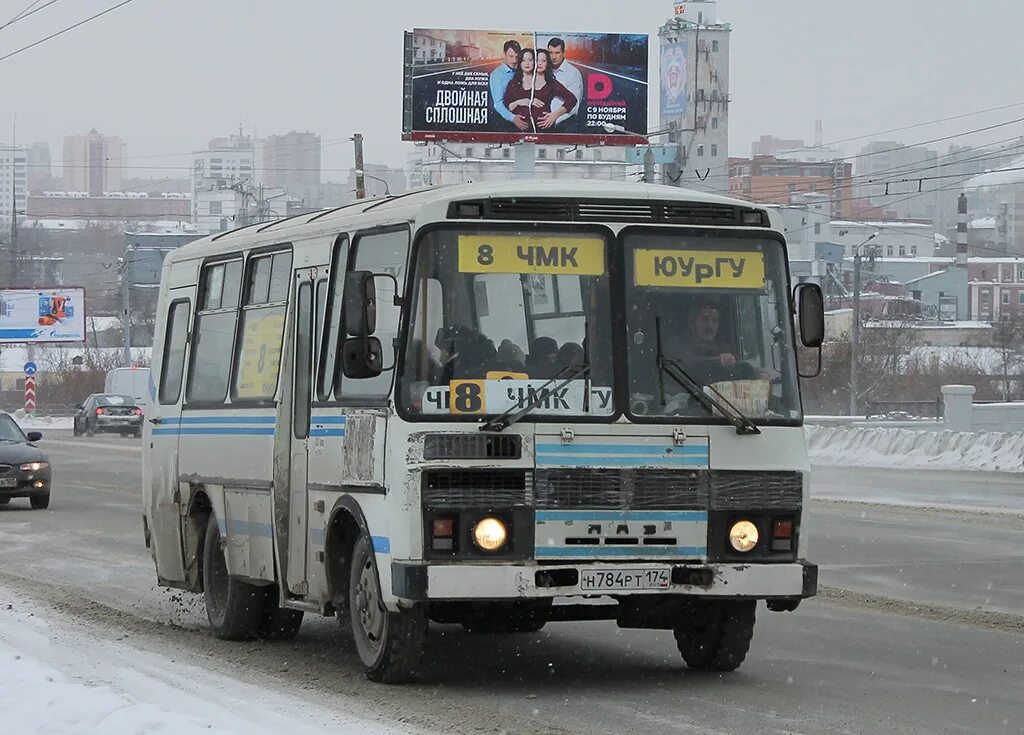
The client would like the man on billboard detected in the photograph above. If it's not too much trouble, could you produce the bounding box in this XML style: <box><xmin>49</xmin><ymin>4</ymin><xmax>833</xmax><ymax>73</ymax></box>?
<box><xmin>541</xmin><ymin>37</ymin><xmax>584</xmax><ymax>133</ymax></box>
<box><xmin>490</xmin><ymin>40</ymin><xmax>530</xmax><ymax>131</ymax></box>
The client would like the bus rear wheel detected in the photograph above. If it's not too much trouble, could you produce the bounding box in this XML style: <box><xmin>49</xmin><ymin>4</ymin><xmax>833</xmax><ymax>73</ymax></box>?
<box><xmin>348</xmin><ymin>534</ymin><xmax>426</xmax><ymax>683</ymax></box>
<box><xmin>203</xmin><ymin>514</ymin><xmax>265</xmax><ymax>641</ymax></box>
<box><xmin>674</xmin><ymin>600</ymin><xmax>756</xmax><ymax>672</ymax></box>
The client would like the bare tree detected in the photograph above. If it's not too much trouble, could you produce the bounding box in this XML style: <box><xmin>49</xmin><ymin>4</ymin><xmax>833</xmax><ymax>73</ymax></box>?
<box><xmin>990</xmin><ymin>314</ymin><xmax>1024</xmax><ymax>401</ymax></box>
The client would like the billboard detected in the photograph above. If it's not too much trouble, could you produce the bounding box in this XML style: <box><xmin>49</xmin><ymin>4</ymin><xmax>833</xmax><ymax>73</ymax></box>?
<box><xmin>0</xmin><ymin>287</ymin><xmax>87</xmax><ymax>344</ymax></box>
<box><xmin>659</xmin><ymin>36</ymin><xmax>687</xmax><ymax>117</ymax></box>
<box><xmin>404</xmin><ymin>29</ymin><xmax>649</xmax><ymax>145</ymax></box>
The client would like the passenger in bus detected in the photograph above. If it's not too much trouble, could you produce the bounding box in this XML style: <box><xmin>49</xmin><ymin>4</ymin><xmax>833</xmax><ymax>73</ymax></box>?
<box><xmin>526</xmin><ymin>336</ymin><xmax>559</xmax><ymax>379</ymax></box>
<box><xmin>434</xmin><ymin>325</ymin><xmax>497</xmax><ymax>381</ymax></box>
<box><xmin>556</xmin><ymin>342</ymin><xmax>586</xmax><ymax>372</ymax></box>
<box><xmin>494</xmin><ymin>339</ymin><xmax>528</xmax><ymax>374</ymax></box>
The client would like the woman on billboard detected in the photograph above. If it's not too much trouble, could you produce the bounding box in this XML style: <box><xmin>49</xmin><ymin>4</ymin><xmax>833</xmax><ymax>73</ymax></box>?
<box><xmin>503</xmin><ymin>48</ymin><xmax>578</xmax><ymax>132</ymax></box>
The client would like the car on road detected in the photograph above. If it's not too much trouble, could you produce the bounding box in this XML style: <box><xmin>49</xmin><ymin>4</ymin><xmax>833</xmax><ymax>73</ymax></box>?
<box><xmin>73</xmin><ymin>394</ymin><xmax>144</xmax><ymax>438</ymax></box>
<box><xmin>0</xmin><ymin>412</ymin><xmax>51</xmax><ymax>510</ymax></box>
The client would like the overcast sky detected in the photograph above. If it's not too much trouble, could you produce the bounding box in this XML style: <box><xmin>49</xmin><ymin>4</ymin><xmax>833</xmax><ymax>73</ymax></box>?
<box><xmin>1</xmin><ymin>0</ymin><xmax>1022</xmax><ymax>180</ymax></box>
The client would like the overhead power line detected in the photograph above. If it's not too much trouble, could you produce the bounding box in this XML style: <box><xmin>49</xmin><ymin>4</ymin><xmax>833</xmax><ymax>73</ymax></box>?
<box><xmin>0</xmin><ymin>0</ymin><xmax>137</xmax><ymax>64</ymax></box>
<box><xmin>0</xmin><ymin>0</ymin><xmax>62</xmax><ymax>32</ymax></box>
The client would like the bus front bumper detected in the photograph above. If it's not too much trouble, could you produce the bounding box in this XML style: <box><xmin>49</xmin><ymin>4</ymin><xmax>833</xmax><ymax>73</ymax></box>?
<box><xmin>392</xmin><ymin>560</ymin><xmax>817</xmax><ymax>602</ymax></box>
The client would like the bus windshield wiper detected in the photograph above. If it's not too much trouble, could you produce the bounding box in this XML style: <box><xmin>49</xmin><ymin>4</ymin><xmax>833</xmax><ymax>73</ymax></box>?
<box><xmin>654</xmin><ymin>317</ymin><xmax>760</xmax><ymax>436</ymax></box>
<box><xmin>480</xmin><ymin>362</ymin><xmax>591</xmax><ymax>433</ymax></box>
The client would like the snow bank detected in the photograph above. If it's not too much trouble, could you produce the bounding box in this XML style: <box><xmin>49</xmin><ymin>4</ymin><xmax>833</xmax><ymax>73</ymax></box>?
<box><xmin>0</xmin><ymin>589</ymin><xmax>413</xmax><ymax>735</ymax></box>
<box><xmin>10</xmin><ymin>410</ymin><xmax>73</xmax><ymax>431</ymax></box>
<box><xmin>806</xmin><ymin>425</ymin><xmax>1024</xmax><ymax>473</ymax></box>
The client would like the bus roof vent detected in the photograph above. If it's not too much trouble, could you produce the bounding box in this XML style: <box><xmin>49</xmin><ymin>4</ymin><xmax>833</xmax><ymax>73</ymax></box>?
<box><xmin>577</xmin><ymin>201</ymin><xmax>655</xmax><ymax>222</ymax></box>
<box><xmin>662</xmin><ymin>203</ymin><xmax>766</xmax><ymax>226</ymax></box>
<box><xmin>423</xmin><ymin>433</ymin><xmax>522</xmax><ymax>460</ymax></box>
<box><xmin>448</xmin><ymin>198</ymin><xmax>571</xmax><ymax>221</ymax></box>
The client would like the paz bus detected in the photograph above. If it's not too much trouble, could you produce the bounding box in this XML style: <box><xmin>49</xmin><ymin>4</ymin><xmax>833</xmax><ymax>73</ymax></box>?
<box><xmin>141</xmin><ymin>180</ymin><xmax>825</xmax><ymax>683</ymax></box>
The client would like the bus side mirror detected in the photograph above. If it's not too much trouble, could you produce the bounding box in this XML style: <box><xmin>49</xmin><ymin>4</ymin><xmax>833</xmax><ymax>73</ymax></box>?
<box><xmin>342</xmin><ymin>336</ymin><xmax>384</xmax><ymax>379</ymax></box>
<box><xmin>344</xmin><ymin>271</ymin><xmax>376</xmax><ymax>337</ymax></box>
<box><xmin>795</xmin><ymin>283</ymin><xmax>824</xmax><ymax>348</ymax></box>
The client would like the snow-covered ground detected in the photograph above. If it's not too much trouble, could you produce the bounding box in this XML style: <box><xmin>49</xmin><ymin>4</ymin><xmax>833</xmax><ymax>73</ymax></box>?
<box><xmin>807</xmin><ymin>425</ymin><xmax>1024</xmax><ymax>473</ymax></box>
<box><xmin>0</xmin><ymin>588</ymin><xmax>413</xmax><ymax>735</ymax></box>
<box><xmin>10</xmin><ymin>411</ymin><xmax>74</xmax><ymax>431</ymax></box>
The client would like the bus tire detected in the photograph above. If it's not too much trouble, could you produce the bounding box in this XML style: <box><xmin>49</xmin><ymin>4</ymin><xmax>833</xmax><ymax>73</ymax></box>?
<box><xmin>202</xmin><ymin>514</ymin><xmax>265</xmax><ymax>641</ymax></box>
<box><xmin>674</xmin><ymin>600</ymin><xmax>756</xmax><ymax>672</ymax></box>
<box><xmin>348</xmin><ymin>534</ymin><xmax>426</xmax><ymax>684</ymax></box>
<box><xmin>258</xmin><ymin>587</ymin><xmax>304</xmax><ymax>641</ymax></box>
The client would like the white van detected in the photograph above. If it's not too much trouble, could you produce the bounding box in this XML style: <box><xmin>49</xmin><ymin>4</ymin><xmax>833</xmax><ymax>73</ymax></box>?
<box><xmin>105</xmin><ymin>367</ymin><xmax>151</xmax><ymax>411</ymax></box>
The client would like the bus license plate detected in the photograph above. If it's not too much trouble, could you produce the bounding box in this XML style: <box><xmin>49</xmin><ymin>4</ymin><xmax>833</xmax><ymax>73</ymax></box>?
<box><xmin>580</xmin><ymin>568</ymin><xmax>671</xmax><ymax>592</ymax></box>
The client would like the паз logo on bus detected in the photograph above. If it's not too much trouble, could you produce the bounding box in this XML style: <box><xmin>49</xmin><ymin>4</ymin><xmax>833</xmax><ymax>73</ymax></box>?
<box><xmin>662</xmin><ymin>47</ymin><xmax>685</xmax><ymax>105</ymax></box>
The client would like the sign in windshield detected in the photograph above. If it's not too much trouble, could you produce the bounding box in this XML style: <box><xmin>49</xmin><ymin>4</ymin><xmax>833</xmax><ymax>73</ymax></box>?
<box><xmin>421</xmin><ymin>379</ymin><xmax>614</xmax><ymax>416</ymax></box>
<box><xmin>633</xmin><ymin>249</ymin><xmax>766</xmax><ymax>290</ymax></box>
<box><xmin>458</xmin><ymin>235</ymin><xmax>606</xmax><ymax>276</ymax></box>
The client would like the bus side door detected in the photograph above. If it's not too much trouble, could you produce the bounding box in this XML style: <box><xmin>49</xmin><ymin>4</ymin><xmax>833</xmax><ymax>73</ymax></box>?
<box><xmin>285</xmin><ymin>269</ymin><xmax>317</xmax><ymax>593</ymax></box>
<box><xmin>146</xmin><ymin>293</ymin><xmax>192</xmax><ymax>584</ymax></box>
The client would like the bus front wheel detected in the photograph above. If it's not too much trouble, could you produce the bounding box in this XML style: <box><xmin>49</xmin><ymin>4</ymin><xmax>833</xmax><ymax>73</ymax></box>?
<box><xmin>674</xmin><ymin>600</ymin><xmax>756</xmax><ymax>672</ymax></box>
<box><xmin>348</xmin><ymin>534</ymin><xmax>426</xmax><ymax>683</ymax></box>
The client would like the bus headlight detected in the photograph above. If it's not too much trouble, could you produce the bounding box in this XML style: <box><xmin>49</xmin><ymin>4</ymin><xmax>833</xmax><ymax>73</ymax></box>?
<box><xmin>472</xmin><ymin>517</ymin><xmax>508</xmax><ymax>552</ymax></box>
<box><xmin>728</xmin><ymin>520</ymin><xmax>759</xmax><ymax>553</ymax></box>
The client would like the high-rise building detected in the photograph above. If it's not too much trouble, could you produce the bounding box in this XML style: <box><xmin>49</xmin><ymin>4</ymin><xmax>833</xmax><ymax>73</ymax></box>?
<box><xmin>259</xmin><ymin>131</ymin><xmax>321</xmax><ymax>192</ymax></box>
<box><xmin>658</xmin><ymin>0</ymin><xmax>731</xmax><ymax>194</ymax></box>
<box><xmin>25</xmin><ymin>142</ymin><xmax>52</xmax><ymax>192</ymax></box>
<box><xmin>62</xmin><ymin>129</ymin><xmax>124</xmax><ymax>195</ymax></box>
<box><xmin>752</xmin><ymin>135</ymin><xmax>803</xmax><ymax>158</ymax></box>
<box><xmin>0</xmin><ymin>144</ymin><xmax>27</xmax><ymax>224</ymax></box>
<box><xmin>855</xmin><ymin>141</ymin><xmax>938</xmax><ymax>222</ymax></box>
<box><xmin>191</xmin><ymin>133</ymin><xmax>255</xmax><ymax>223</ymax></box>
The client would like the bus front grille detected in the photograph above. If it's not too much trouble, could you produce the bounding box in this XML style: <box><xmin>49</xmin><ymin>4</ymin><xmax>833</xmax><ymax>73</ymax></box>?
<box><xmin>422</xmin><ymin>469</ymin><xmax>532</xmax><ymax>509</ymax></box>
<box><xmin>533</xmin><ymin>470</ymin><xmax>803</xmax><ymax>511</ymax></box>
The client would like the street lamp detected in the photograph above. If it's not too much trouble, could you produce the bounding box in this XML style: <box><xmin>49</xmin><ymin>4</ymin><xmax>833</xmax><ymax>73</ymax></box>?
<box><xmin>849</xmin><ymin>232</ymin><xmax>879</xmax><ymax>416</ymax></box>
<box><xmin>355</xmin><ymin>169</ymin><xmax>391</xmax><ymax>197</ymax></box>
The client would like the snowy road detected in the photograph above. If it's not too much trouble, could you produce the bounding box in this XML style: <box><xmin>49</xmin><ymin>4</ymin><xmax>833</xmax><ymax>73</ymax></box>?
<box><xmin>0</xmin><ymin>433</ymin><xmax>1021</xmax><ymax>734</ymax></box>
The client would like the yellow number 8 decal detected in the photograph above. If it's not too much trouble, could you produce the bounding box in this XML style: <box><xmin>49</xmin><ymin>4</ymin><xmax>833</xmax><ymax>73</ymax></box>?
<box><xmin>450</xmin><ymin>381</ymin><xmax>485</xmax><ymax>414</ymax></box>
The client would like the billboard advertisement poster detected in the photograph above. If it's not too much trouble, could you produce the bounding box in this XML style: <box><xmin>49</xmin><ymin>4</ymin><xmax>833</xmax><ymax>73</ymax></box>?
<box><xmin>405</xmin><ymin>29</ymin><xmax>649</xmax><ymax>145</ymax></box>
<box><xmin>0</xmin><ymin>287</ymin><xmax>88</xmax><ymax>344</ymax></box>
<box><xmin>659</xmin><ymin>36</ymin><xmax>687</xmax><ymax>117</ymax></box>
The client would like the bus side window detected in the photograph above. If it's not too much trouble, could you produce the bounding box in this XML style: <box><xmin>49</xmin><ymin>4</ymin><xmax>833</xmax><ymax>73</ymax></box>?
<box><xmin>318</xmin><ymin>235</ymin><xmax>350</xmax><ymax>401</ymax></box>
<box><xmin>187</xmin><ymin>258</ymin><xmax>242</xmax><ymax>404</ymax></box>
<box><xmin>232</xmin><ymin>249</ymin><xmax>293</xmax><ymax>402</ymax></box>
<box><xmin>339</xmin><ymin>227</ymin><xmax>410</xmax><ymax>399</ymax></box>
<box><xmin>159</xmin><ymin>300</ymin><xmax>191</xmax><ymax>405</ymax></box>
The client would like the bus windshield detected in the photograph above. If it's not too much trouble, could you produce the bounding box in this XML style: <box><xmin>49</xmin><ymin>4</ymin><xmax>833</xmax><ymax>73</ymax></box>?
<box><xmin>400</xmin><ymin>227</ymin><xmax>616</xmax><ymax>419</ymax></box>
<box><xmin>622</xmin><ymin>231</ymin><xmax>801</xmax><ymax>422</ymax></box>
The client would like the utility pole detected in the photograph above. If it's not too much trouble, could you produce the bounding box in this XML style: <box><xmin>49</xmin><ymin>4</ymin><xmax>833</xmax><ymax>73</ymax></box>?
<box><xmin>353</xmin><ymin>133</ymin><xmax>366</xmax><ymax>199</ymax></box>
<box><xmin>643</xmin><ymin>146</ymin><xmax>655</xmax><ymax>183</ymax></box>
<box><xmin>121</xmin><ymin>248</ymin><xmax>132</xmax><ymax>365</ymax></box>
<box><xmin>8</xmin><ymin>175</ymin><xmax>15</xmax><ymax>287</ymax></box>
<box><xmin>849</xmin><ymin>233</ymin><xmax>877</xmax><ymax>416</ymax></box>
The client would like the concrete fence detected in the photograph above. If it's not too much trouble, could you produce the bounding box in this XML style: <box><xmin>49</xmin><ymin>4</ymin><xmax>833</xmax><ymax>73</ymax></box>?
<box><xmin>940</xmin><ymin>385</ymin><xmax>1024</xmax><ymax>433</ymax></box>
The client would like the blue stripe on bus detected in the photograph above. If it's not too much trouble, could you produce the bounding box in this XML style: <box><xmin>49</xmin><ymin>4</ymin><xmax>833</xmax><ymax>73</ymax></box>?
<box><xmin>372</xmin><ymin>536</ymin><xmax>390</xmax><ymax>554</ymax></box>
<box><xmin>309</xmin><ymin>428</ymin><xmax>346</xmax><ymax>438</ymax></box>
<box><xmin>311</xmin><ymin>416</ymin><xmax>347</xmax><ymax>425</ymax></box>
<box><xmin>161</xmin><ymin>416</ymin><xmax>277</xmax><ymax>425</ymax></box>
<box><xmin>536</xmin><ymin>443</ymin><xmax>708</xmax><ymax>456</ymax></box>
<box><xmin>536</xmin><ymin>455</ymin><xmax>708</xmax><ymax>468</ymax></box>
<box><xmin>536</xmin><ymin>510</ymin><xmax>707</xmax><ymax>523</ymax></box>
<box><xmin>534</xmin><ymin>546</ymin><xmax>706</xmax><ymax>558</ymax></box>
<box><xmin>153</xmin><ymin>427</ymin><xmax>276</xmax><ymax>436</ymax></box>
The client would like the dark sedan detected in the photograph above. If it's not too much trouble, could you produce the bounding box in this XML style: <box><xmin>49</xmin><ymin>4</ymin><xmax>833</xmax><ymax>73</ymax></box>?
<box><xmin>0</xmin><ymin>412</ymin><xmax>51</xmax><ymax>510</ymax></box>
<box><xmin>73</xmin><ymin>394</ymin><xmax>144</xmax><ymax>438</ymax></box>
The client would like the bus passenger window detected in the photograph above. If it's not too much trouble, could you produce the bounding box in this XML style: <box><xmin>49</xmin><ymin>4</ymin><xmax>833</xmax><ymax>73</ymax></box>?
<box><xmin>339</xmin><ymin>228</ymin><xmax>410</xmax><ymax>399</ymax></box>
<box><xmin>188</xmin><ymin>259</ymin><xmax>242</xmax><ymax>404</ymax></box>
<box><xmin>233</xmin><ymin>250</ymin><xmax>293</xmax><ymax>401</ymax></box>
<box><xmin>159</xmin><ymin>300</ymin><xmax>190</xmax><ymax>405</ymax></box>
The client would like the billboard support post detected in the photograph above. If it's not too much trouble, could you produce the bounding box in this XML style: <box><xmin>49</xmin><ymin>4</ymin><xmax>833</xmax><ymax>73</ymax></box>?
<box><xmin>514</xmin><ymin>143</ymin><xmax>536</xmax><ymax>180</ymax></box>
<box><xmin>353</xmin><ymin>134</ymin><xmax>366</xmax><ymax>200</ymax></box>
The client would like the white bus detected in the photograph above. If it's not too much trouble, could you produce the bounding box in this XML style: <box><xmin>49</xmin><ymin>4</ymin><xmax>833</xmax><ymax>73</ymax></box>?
<box><xmin>142</xmin><ymin>181</ymin><xmax>825</xmax><ymax>683</ymax></box>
